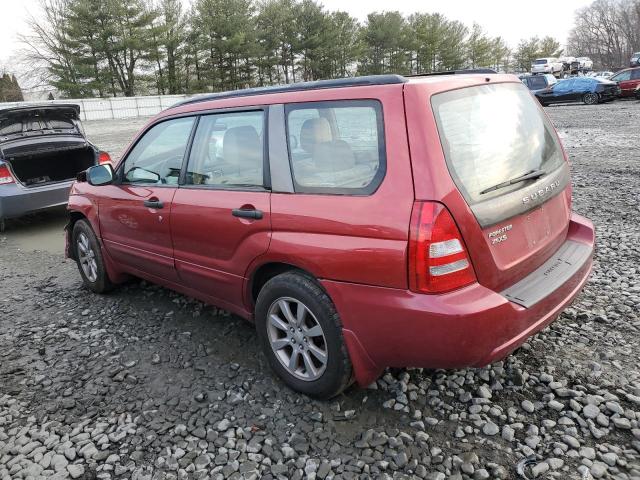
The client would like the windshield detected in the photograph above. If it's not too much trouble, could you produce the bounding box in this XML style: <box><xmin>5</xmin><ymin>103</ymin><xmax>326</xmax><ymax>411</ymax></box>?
<box><xmin>431</xmin><ymin>82</ymin><xmax>565</xmax><ymax>205</ymax></box>
<box><xmin>534</xmin><ymin>59</ymin><xmax>548</xmax><ymax>64</ymax></box>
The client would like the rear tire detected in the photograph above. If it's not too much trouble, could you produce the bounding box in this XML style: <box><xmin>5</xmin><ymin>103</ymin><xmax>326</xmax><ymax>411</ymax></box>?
<box><xmin>583</xmin><ymin>93</ymin><xmax>599</xmax><ymax>105</ymax></box>
<box><xmin>255</xmin><ymin>271</ymin><xmax>352</xmax><ymax>399</ymax></box>
<box><xmin>72</xmin><ymin>219</ymin><xmax>114</xmax><ymax>293</ymax></box>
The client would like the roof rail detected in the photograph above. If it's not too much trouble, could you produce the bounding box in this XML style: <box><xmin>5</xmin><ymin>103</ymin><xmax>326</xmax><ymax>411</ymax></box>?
<box><xmin>405</xmin><ymin>68</ymin><xmax>498</xmax><ymax>78</ymax></box>
<box><xmin>172</xmin><ymin>74</ymin><xmax>407</xmax><ymax>108</ymax></box>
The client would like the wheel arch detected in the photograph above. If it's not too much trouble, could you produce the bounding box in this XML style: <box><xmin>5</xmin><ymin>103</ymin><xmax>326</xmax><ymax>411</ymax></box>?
<box><xmin>248</xmin><ymin>261</ymin><xmax>318</xmax><ymax>307</ymax></box>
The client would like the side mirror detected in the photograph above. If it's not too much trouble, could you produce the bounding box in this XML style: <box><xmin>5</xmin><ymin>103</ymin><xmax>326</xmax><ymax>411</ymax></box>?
<box><xmin>87</xmin><ymin>164</ymin><xmax>114</xmax><ymax>186</ymax></box>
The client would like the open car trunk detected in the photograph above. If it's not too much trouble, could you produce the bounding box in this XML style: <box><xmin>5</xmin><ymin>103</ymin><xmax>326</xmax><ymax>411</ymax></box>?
<box><xmin>4</xmin><ymin>142</ymin><xmax>96</xmax><ymax>187</ymax></box>
<box><xmin>0</xmin><ymin>104</ymin><xmax>96</xmax><ymax>187</ymax></box>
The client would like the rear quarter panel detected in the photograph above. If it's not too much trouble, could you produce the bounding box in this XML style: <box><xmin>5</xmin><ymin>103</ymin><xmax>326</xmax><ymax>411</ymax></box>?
<box><xmin>265</xmin><ymin>84</ymin><xmax>414</xmax><ymax>289</ymax></box>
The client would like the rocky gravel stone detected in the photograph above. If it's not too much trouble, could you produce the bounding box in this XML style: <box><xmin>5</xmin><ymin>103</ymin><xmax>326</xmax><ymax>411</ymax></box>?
<box><xmin>0</xmin><ymin>103</ymin><xmax>639</xmax><ymax>479</ymax></box>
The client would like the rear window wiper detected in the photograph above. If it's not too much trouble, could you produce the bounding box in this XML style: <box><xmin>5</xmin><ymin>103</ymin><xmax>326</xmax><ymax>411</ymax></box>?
<box><xmin>479</xmin><ymin>169</ymin><xmax>546</xmax><ymax>195</ymax></box>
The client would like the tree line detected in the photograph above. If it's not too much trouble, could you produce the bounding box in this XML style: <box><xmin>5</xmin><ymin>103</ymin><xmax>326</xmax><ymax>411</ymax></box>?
<box><xmin>20</xmin><ymin>0</ymin><xmax>567</xmax><ymax>98</ymax></box>
<box><xmin>569</xmin><ymin>0</ymin><xmax>640</xmax><ymax>69</ymax></box>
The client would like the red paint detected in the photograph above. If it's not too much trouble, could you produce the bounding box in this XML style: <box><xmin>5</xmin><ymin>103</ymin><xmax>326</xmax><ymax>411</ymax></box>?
<box><xmin>66</xmin><ymin>74</ymin><xmax>595</xmax><ymax>386</ymax></box>
<box><xmin>610</xmin><ymin>67</ymin><xmax>640</xmax><ymax>97</ymax></box>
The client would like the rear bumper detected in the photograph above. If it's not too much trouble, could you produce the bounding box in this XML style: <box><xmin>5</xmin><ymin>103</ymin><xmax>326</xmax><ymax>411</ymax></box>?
<box><xmin>322</xmin><ymin>213</ymin><xmax>595</xmax><ymax>386</ymax></box>
<box><xmin>0</xmin><ymin>181</ymin><xmax>72</xmax><ymax>220</ymax></box>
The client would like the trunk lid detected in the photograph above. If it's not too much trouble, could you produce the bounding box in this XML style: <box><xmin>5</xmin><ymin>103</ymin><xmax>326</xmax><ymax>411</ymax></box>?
<box><xmin>426</xmin><ymin>81</ymin><xmax>572</xmax><ymax>291</ymax></box>
<box><xmin>0</xmin><ymin>104</ymin><xmax>83</xmax><ymax>143</ymax></box>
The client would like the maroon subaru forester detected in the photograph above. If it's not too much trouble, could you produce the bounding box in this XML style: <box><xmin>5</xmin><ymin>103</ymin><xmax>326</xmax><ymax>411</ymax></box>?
<box><xmin>66</xmin><ymin>72</ymin><xmax>594</xmax><ymax>398</ymax></box>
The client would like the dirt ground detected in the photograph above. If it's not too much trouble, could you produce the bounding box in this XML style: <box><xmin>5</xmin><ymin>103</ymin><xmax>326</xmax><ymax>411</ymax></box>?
<box><xmin>1</xmin><ymin>100</ymin><xmax>639</xmax><ymax>480</ymax></box>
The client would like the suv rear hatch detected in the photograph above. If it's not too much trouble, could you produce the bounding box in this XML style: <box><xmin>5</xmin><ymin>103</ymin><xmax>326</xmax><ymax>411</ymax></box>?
<box><xmin>419</xmin><ymin>80</ymin><xmax>572</xmax><ymax>292</ymax></box>
<box><xmin>0</xmin><ymin>105</ymin><xmax>95</xmax><ymax>187</ymax></box>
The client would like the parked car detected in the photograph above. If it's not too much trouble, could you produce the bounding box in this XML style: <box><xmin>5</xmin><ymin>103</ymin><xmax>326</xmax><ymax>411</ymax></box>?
<box><xmin>590</xmin><ymin>71</ymin><xmax>614</xmax><ymax>79</ymax></box>
<box><xmin>521</xmin><ymin>73</ymin><xmax>557</xmax><ymax>92</ymax></box>
<box><xmin>535</xmin><ymin>77</ymin><xmax>620</xmax><ymax>105</ymax></box>
<box><xmin>0</xmin><ymin>104</ymin><xmax>109</xmax><ymax>231</ymax></box>
<box><xmin>631</xmin><ymin>52</ymin><xmax>640</xmax><ymax>67</ymax></box>
<box><xmin>66</xmin><ymin>73</ymin><xmax>595</xmax><ymax>398</ymax></box>
<box><xmin>531</xmin><ymin>58</ymin><xmax>563</xmax><ymax>76</ymax></box>
<box><xmin>609</xmin><ymin>67</ymin><xmax>640</xmax><ymax>97</ymax></box>
<box><xmin>577</xmin><ymin>57</ymin><xmax>594</xmax><ymax>72</ymax></box>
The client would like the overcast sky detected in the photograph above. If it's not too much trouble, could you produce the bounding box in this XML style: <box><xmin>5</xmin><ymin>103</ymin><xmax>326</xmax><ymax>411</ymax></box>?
<box><xmin>0</xmin><ymin>0</ymin><xmax>593</xmax><ymax>69</ymax></box>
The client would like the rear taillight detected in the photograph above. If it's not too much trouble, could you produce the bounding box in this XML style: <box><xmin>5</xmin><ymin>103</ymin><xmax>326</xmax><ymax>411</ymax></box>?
<box><xmin>0</xmin><ymin>164</ymin><xmax>15</xmax><ymax>185</ymax></box>
<box><xmin>408</xmin><ymin>202</ymin><xmax>476</xmax><ymax>294</ymax></box>
<box><xmin>98</xmin><ymin>151</ymin><xmax>112</xmax><ymax>165</ymax></box>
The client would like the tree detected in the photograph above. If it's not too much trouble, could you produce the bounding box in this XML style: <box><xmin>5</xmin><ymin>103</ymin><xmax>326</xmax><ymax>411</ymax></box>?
<box><xmin>490</xmin><ymin>37</ymin><xmax>511</xmax><ymax>72</ymax></box>
<box><xmin>0</xmin><ymin>73</ymin><xmax>24</xmax><ymax>102</ymax></box>
<box><xmin>326</xmin><ymin>11</ymin><xmax>361</xmax><ymax>77</ymax></box>
<box><xmin>438</xmin><ymin>20</ymin><xmax>468</xmax><ymax>71</ymax></box>
<box><xmin>19</xmin><ymin>0</ymin><xmax>89</xmax><ymax>97</ymax></box>
<box><xmin>294</xmin><ymin>0</ymin><xmax>329</xmax><ymax>81</ymax></box>
<box><xmin>466</xmin><ymin>23</ymin><xmax>493</xmax><ymax>68</ymax></box>
<box><xmin>569</xmin><ymin>0</ymin><xmax>640</xmax><ymax>69</ymax></box>
<box><xmin>358</xmin><ymin>11</ymin><xmax>410</xmax><ymax>75</ymax></box>
<box><xmin>256</xmin><ymin>0</ymin><xmax>298</xmax><ymax>84</ymax></box>
<box><xmin>514</xmin><ymin>37</ymin><xmax>541</xmax><ymax>71</ymax></box>
<box><xmin>538</xmin><ymin>36</ymin><xmax>562</xmax><ymax>57</ymax></box>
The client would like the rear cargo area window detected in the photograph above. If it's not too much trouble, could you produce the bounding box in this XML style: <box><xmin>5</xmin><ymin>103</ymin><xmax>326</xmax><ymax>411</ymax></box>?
<box><xmin>432</xmin><ymin>83</ymin><xmax>564</xmax><ymax>204</ymax></box>
<box><xmin>285</xmin><ymin>100</ymin><xmax>385</xmax><ymax>195</ymax></box>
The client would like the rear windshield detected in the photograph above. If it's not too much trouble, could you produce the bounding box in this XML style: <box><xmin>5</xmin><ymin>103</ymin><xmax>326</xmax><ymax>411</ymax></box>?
<box><xmin>528</xmin><ymin>76</ymin><xmax>547</xmax><ymax>89</ymax></box>
<box><xmin>534</xmin><ymin>59</ymin><xmax>548</xmax><ymax>64</ymax></box>
<box><xmin>431</xmin><ymin>82</ymin><xmax>564</xmax><ymax>204</ymax></box>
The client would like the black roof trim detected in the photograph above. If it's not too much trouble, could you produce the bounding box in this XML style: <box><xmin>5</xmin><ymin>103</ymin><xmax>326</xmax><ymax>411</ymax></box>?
<box><xmin>172</xmin><ymin>75</ymin><xmax>407</xmax><ymax>108</ymax></box>
<box><xmin>404</xmin><ymin>68</ymin><xmax>498</xmax><ymax>77</ymax></box>
<box><xmin>170</xmin><ymin>70</ymin><xmax>499</xmax><ymax>109</ymax></box>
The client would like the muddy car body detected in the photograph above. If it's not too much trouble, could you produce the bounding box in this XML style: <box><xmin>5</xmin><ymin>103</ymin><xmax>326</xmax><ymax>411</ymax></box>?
<box><xmin>66</xmin><ymin>73</ymin><xmax>595</xmax><ymax>398</ymax></box>
<box><xmin>0</xmin><ymin>104</ymin><xmax>104</xmax><ymax>230</ymax></box>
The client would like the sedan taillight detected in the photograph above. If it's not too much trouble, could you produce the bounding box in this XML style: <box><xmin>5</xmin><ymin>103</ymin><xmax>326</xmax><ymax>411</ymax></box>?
<box><xmin>98</xmin><ymin>151</ymin><xmax>112</xmax><ymax>165</ymax></box>
<box><xmin>0</xmin><ymin>164</ymin><xmax>15</xmax><ymax>185</ymax></box>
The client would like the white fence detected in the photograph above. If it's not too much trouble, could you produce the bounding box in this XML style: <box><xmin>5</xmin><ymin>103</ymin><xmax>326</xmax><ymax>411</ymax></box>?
<box><xmin>0</xmin><ymin>94</ymin><xmax>190</xmax><ymax>121</ymax></box>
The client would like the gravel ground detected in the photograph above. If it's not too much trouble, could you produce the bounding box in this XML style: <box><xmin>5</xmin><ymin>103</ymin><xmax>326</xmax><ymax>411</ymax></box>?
<box><xmin>1</xmin><ymin>100</ymin><xmax>640</xmax><ymax>480</ymax></box>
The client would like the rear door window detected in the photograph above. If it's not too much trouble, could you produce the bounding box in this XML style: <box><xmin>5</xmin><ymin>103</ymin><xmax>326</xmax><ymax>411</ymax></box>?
<box><xmin>185</xmin><ymin>110</ymin><xmax>265</xmax><ymax>188</ymax></box>
<box><xmin>431</xmin><ymin>82</ymin><xmax>564</xmax><ymax>205</ymax></box>
<box><xmin>285</xmin><ymin>100</ymin><xmax>385</xmax><ymax>194</ymax></box>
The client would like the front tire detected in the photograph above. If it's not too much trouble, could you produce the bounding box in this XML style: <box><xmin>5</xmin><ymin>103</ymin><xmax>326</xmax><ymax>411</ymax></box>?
<box><xmin>73</xmin><ymin>219</ymin><xmax>113</xmax><ymax>293</ymax></box>
<box><xmin>583</xmin><ymin>92</ymin><xmax>599</xmax><ymax>105</ymax></box>
<box><xmin>255</xmin><ymin>272</ymin><xmax>352</xmax><ymax>399</ymax></box>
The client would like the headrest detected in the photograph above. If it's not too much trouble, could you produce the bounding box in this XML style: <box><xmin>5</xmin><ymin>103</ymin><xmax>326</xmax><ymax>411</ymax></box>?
<box><xmin>300</xmin><ymin>117</ymin><xmax>332</xmax><ymax>153</ymax></box>
<box><xmin>223</xmin><ymin>126</ymin><xmax>262</xmax><ymax>167</ymax></box>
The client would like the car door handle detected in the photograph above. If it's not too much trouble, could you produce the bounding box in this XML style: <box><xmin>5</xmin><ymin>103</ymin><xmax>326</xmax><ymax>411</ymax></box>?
<box><xmin>144</xmin><ymin>199</ymin><xmax>164</xmax><ymax>209</ymax></box>
<box><xmin>232</xmin><ymin>208</ymin><xmax>263</xmax><ymax>219</ymax></box>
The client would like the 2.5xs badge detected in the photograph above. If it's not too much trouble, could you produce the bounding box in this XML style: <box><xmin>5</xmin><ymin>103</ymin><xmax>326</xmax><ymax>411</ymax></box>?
<box><xmin>488</xmin><ymin>224</ymin><xmax>512</xmax><ymax>245</ymax></box>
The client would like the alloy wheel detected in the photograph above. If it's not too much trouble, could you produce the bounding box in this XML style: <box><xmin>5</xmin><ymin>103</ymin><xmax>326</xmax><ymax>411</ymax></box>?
<box><xmin>77</xmin><ymin>232</ymin><xmax>98</xmax><ymax>282</ymax></box>
<box><xmin>266</xmin><ymin>297</ymin><xmax>328</xmax><ymax>381</ymax></box>
<box><xmin>584</xmin><ymin>93</ymin><xmax>598</xmax><ymax>105</ymax></box>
